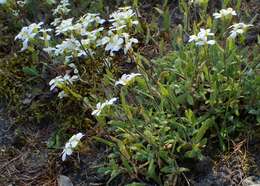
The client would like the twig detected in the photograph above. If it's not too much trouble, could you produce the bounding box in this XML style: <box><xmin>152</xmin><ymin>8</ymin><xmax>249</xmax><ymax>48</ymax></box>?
<box><xmin>0</xmin><ymin>154</ymin><xmax>23</xmax><ymax>172</ymax></box>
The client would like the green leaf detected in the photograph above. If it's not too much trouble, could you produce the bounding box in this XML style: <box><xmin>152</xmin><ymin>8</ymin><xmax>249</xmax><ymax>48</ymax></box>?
<box><xmin>117</xmin><ymin>140</ymin><xmax>130</xmax><ymax>160</ymax></box>
<box><xmin>192</xmin><ymin>118</ymin><xmax>214</xmax><ymax>143</ymax></box>
<box><xmin>126</xmin><ymin>183</ymin><xmax>146</xmax><ymax>186</ymax></box>
<box><xmin>47</xmin><ymin>132</ymin><xmax>60</xmax><ymax>149</ymax></box>
<box><xmin>147</xmin><ymin>159</ymin><xmax>155</xmax><ymax>177</ymax></box>
<box><xmin>92</xmin><ymin>136</ymin><xmax>115</xmax><ymax>147</ymax></box>
<box><xmin>46</xmin><ymin>0</ymin><xmax>56</xmax><ymax>5</ymax></box>
<box><xmin>187</xmin><ymin>94</ymin><xmax>194</xmax><ymax>105</ymax></box>
<box><xmin>107</xmin><ymin>169</ymin><xmax>122</xmax><ymax>185</ymax></box>
<box><xmin>22</xmin><ymin>66</ymin><xmax>39</xmax><ymax>76</ymax></box>
<box><xmin>154</xmin><ymin>7</ymin><xmax>164</xmax><ymax>15</ymax></box>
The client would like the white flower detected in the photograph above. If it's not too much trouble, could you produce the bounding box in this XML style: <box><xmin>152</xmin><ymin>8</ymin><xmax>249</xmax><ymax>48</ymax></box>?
<box><xmin>109</xmin><ymin>7</ymin><xmax>138</xmax><ymax>30</ymax></box>
<box><xmin>15</xmin><ymin>22</ymin><xmax>44</xmax><ymax>51</ymax></box>
<box><xmin>39</xmin><ymin>28</ymin><xmax>52</xmax><ymax>41</ymax></box>
<box><xmin>49</xmin><ymin>75</ymin><xmax>65</xmax><ymax>91</ymax></box>
<box><xmin>188</xmin><ymin>35</ymin><xmax>199</xmax><ymax>42</ymax></box>
<box><xmin>115</xmin><ymin>73</ymin><xmax>141</xmax><ymax>86</ymax></box>
<box><xmin>229</xmin><ymin>23</ymin><xmax>253</xmax><ymax>39</ymax></box>
<box><xmin>62</xmin><ymin>132</ymin><xmax>84</xmax><ymax>161</ymax></box>
<box><xmin>197</xmin><ymin>28</ymin><xmax>214</xmax><ymax>38</ymax></box>
<box><xmin>78</xmin><ymin>13</ymin><xmax>105</xmax><ymax>29</ymax></box>
<box><xmin>63</xmin><ymin>74</ymin><xmax>79</xmax><ymax>84</ymax></box>
<box><xmin>54</xmin><ymin>38</ymin><xmax>81</xmax><ymax>56</ymax></box>
<box><xmin>51</xmin><ymin>18</ymin><xmax>62</xmax><ymax>27</ymax></box>
<box><xmin>49</xmin><ymin>74</ymin><xmax>79</xmax><ymax>95</ymax></box>
<box><xmin>213</xmin><ymin>8</ymin><xmax>236</xmax><ymax>19</ymax></box>
<box><xmin>53</xmin><ymin>0</ymin><xmax>71</xmax><ymax>16</ymax></box>
<box><xmin>17</xmin><ymin>0</ymin><xmax>26</xmax><ymax>7</ymax></box>
<box><xmin>97</xmin><ymin>36</ymin><xmax>110</xmax><ymax>47</ymax></box>
<box><xmin>105</xmin><ymin>34</ymin><xmax>124</xmax><ymax>56</ymax></box>
<box><xmin>68</xmin><ymin>63</ymin><xmax>79</xmax><ymax>74</ymax></box>
<box><xmin>58</xmin><ymin>91</ymin><xmax>68</xmax><ymax>99</ymax></box>
<box><xmin>189</xmin><ymin>28</ymin><xmax>216</xmax><ymax>46</ymax></box>
<box><xmin>55</xmin><ymin>18</ymin><xmax>74</xmax><ymax>35</ymax></box>
<box><xmin>43</xmin><ymin>47</ymin><xmax>56</xmax><ymax>54</ymax></box>
<box><xmin>122</xmin><ymin>33</ymin><xmax>138</xmax><ymax>54</ymax></box>
<box><xmin>64</xmin><ymin>14</ymin><xmax>105</xmax><ymax>37</ymax></box>
<box><xmin>91</xmin><ymin>97</ymin><xmax>118</xmax><ymax>116</ymax></box>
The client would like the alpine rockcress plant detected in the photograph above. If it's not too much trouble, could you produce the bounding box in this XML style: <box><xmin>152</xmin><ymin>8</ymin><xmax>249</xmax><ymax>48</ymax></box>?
<box><xmin>15</xmin><ymin>1</ymin><xmax>139</xmax><ymax>162</ymax></box>
<box><xmin>13</xmin><ymin>1</ymin><xmax>258</xmax><ymax>185</ymax></box>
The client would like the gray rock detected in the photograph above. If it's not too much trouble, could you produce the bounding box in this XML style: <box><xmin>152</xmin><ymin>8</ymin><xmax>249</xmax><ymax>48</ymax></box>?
<box><xmin>58</xmin><ymin>175</ymin><xmax>74</xmax><ymax>186</ymax></box>
<box><xmin>242</xmin><ymin>176</ymin><xmax>260</xmax><ymax>186</ymax></box>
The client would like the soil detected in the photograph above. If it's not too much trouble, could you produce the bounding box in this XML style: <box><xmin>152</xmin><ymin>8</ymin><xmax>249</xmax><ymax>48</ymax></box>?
<box><xmin>0</xmin><ymin>104</ymin><xmax>108</xmax><ymax>186</ymax></box>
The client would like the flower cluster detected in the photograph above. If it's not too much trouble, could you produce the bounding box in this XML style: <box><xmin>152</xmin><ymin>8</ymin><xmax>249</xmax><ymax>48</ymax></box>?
<box><xmin>14</xmin><ymin>7</ymin><xmax>139</xmax><ymax>99</ymax></box>
<box><xmin>53</xmin><ymin>0</ymin><xmax>71</xmax><ymax>16</ymax></box>
<box><xmin>96</xmin><ymin>7</ymin><xmax>139</xmax><ymax>56</ymax></box>
<box><xmin>91</xmin><ymin>97</ymin><xmax>118</xmax><ymax>116</ymax></box>
<box><xmin>91</xmin><ymin>72</ymin><xmax>141</xmax><ymax>118</ymax></box>
<box><xmin>49</xmin><ymin>73</ymin><xmax>79</xmax><ymax>99</ymax></box>
<box><xmin>16</xmin><ymin>7</ymin><xmax>139</xmax><ymax>58</ymax></box>
<box><xmin>229</xmin><ymin>23</ymin><xmax>253</xmax><ymax>39</ymax></box>
<box><xmin>188</xmin><ymin>28</ymin><xmax>216</xmax><ymax>46</ymax></box>
<box><xmin>115</xmin><ymin>73</ymin><xmax>141</xmax><ymax>86</ymax></box>
<box><xmin>188</xmin><ymin>13</ymin><xmax>253</xmax><ymax>45</ymax></box>
<box><xmin>15</xmin><ymin>22</ymin><xmax>44</xmax><ymax>51</ymax></box>
<box><xmin>62</xmin><ymin>132</ymin><xmax>84</xmax><ymax>161</ymax></box>
<box><xmin>213</xmin><ymin>8</ymin><xmax>236</xmax><ymax>19</ymax></box>
<box><xmin>109</xmin><ymin>7</ymin><xmax>139</xmax><ymax>31</ymax></box>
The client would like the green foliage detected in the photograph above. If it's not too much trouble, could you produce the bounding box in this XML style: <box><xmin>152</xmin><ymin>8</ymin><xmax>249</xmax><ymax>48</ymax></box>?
<box><xmin>97</xmin><ymin>26</ymin><xmax>259</xmax><ymax>185</ymax></box>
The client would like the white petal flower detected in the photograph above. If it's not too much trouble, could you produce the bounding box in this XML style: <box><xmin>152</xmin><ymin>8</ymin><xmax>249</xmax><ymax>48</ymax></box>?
<box><xmin>54</xmin><ymin>38</ymin><xmax>81</xmax><ymax>56</ymax></box>
<box><xmin>55</xmin><ymin>18</ymin><xmax>74</xmax><ymax>36</ymax></box>
<box><xmin>49</xmin><ymin>75</ymin><xmax>64</xmax><ymax>91</ymax></box>
<box><xmin>109</xmin><ymin>7</ymin><xmax>138</xmax><ymax>30</ymax></box>
<box><xmin>51</xmin><ymin>18</ymin><xmax>62</xmax><ymax>27</ymax></box>
<box><xmin>188</xmin><ymin>35</ymin><xmax>199</xmax><ymax>42</ymax></box>
<box><xmin>43</xmin><ymin>47</ymin><xmax>56</xmax><ymax>54</ymax></box>
<box><xmin>91</xmin><ymin>98</ymin><xmax>118</xmax><ymax>117</ymax></box>
<box><xmin>189</xmin><ymin>28</ymin><xmax>216</xmax><ymax>46</ymax></box>
<box><xmin>207</xmin><ymin>40</ymin><xmax>216</xmax><ymax>45</ymax></box>
<box><xmin>107</xmin><ymin>97</ymin><xmax>118</xmax><ymax>105</ymax></box>
<box><xmin>58</xmin><ymin>91</ymin><xmax>68</xmax><ymax>99</ymax></box>
<box><xmin>49</xmin><ymin>74</ymin><xmax>79</xmax><ymax>98</ymax></box>
<box><xmin>15</xmin><ymin>22</ymin><xmax>44</xmax><ymax>51</ymax></box>
<box><xmin>91</xmin><ymin>102</ymin><xmax>103</xmax><ymax>116</ymax></box>
<box><xmin>97</xmin><ymin>36</ymin><xmax>110</xmax><ymax>46</ymax></box>
<box><xmin>213</xmin><ymin>8</ymin><xmax>236</xmax><ymax>19</ymax></box>
<box><xmin>62</xmin><ymin>146</ymin><xmax>72</xmax><ymax>161</ymax></box>
<box><xmin>115</xmin><ymin>73</ymin><xmax>141</xmax><ymax>86</ymax></box>
<box><xmin>122</xmin><ymin>33</ymin><xmax>138</xmax><ymax>54</ymax></box>
<box><xmin>53</xmin><ymin>0</ymin><xmax>71</xmax><ymax>16</ymax></box>
<box><xmin>105</xmin><ymin>34</ymin><xmax>124</xmax><ymax>56</ymax></box>
<box><xmin>228</xmin><ymin>23</ymin><xmax>253</xmax><ymax>39</ymax></box>
<box><xmin>39</xmin><ymin>28</ymin><xmax>52</xmax><ymax>41</ymax></box>
<box><xmin>62</xmin><ymin>132</ymin><xmax>84</xmax><ymax>161</ymax></box>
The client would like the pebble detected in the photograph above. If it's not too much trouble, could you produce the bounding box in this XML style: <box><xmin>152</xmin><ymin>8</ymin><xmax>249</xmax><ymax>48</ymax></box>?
<box><xmin>58</xmin><ymin>175</ymin><xmax>74</xmax><ymax>186</ymax></box>
<box><xmin>242</xmin><ymin>176</ymin><xmax>260</xmax><ymax>186</ymax></box>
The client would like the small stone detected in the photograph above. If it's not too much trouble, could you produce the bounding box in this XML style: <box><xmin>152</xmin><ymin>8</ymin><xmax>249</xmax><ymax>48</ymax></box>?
<box><xmin>58</xmin><ymin>175</ymin><xmax>74</xmax><ymax>186</ymax></box>
<box><xmin>242</xmin><ymin>176</ymin><xmax>260</xmax><ymax>186</ymax></box>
